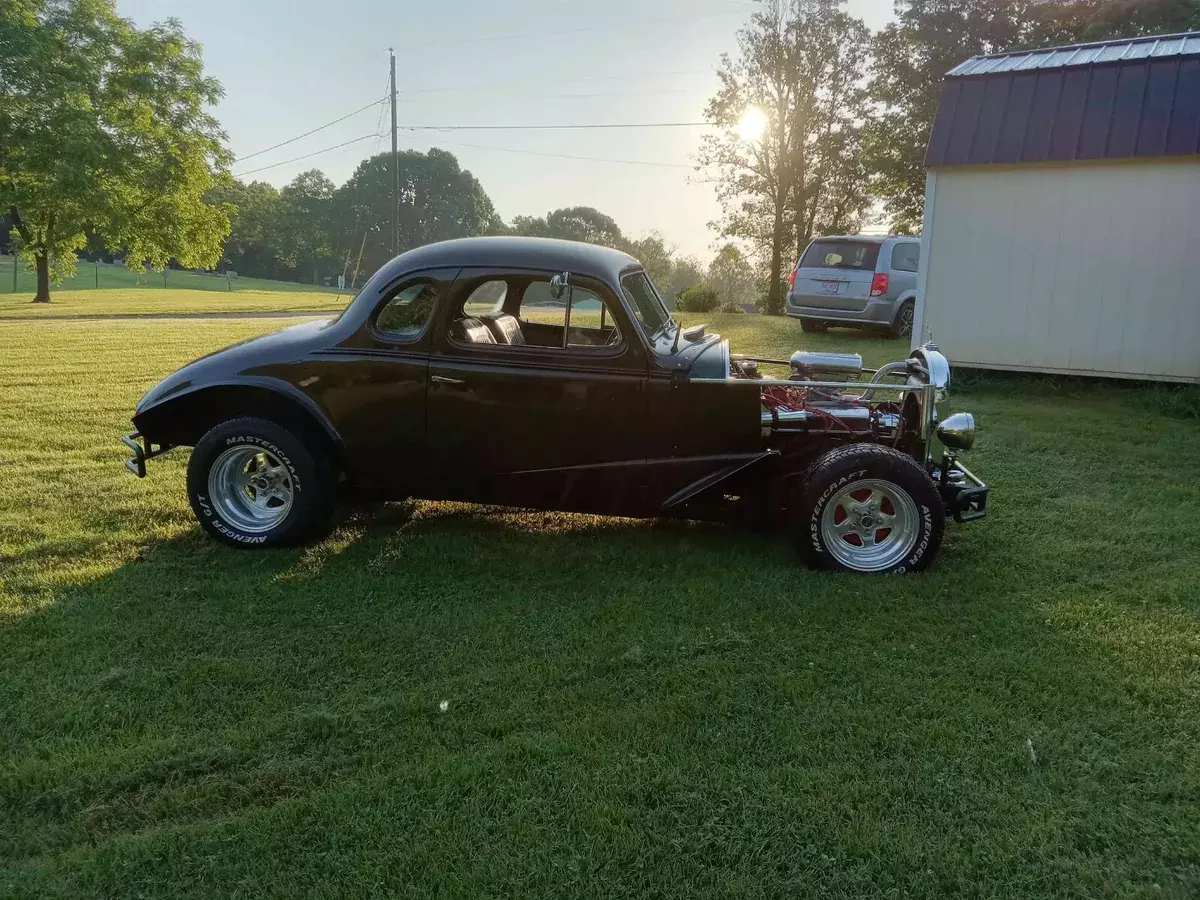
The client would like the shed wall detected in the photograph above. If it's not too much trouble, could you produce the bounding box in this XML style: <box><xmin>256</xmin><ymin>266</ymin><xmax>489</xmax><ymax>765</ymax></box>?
<box><xmin>917</xmin><ymin>159</ymin><xmax>1200</xmax><ymax>382</ymax></box>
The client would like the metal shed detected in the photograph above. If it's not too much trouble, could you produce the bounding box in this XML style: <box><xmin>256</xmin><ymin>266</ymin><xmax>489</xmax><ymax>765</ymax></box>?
<box><xmin>914</xmin><ymin>32</ymin><xmax>1200</xmax><ymax>383</ymax></box>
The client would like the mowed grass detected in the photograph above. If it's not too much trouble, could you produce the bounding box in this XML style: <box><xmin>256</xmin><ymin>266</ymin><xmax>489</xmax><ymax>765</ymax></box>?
<box><xmin>1</xmin><ymin>309</ymin><xmax>1198</xmax><ymax>898</ymax></box>
<box><xmin>0</xmin><ymin>287</ymin><xmax>349</xmax><ymax>319</ymax></box>
<box><xmin>0</xmin><ymin>253</ymin><xmax>341</xmax><ymax>297</ymax></box>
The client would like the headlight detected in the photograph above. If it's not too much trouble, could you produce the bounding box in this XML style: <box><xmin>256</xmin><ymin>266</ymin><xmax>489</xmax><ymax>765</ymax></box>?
<box><xmin>936</xmin><ymin>412</ymin><xmax>976</xmax><ymax>451</ymax></box>
<box><xmin>910</xmin><ymin>343</ymin><xmax>950</xmax><ymax>402</ymax></box>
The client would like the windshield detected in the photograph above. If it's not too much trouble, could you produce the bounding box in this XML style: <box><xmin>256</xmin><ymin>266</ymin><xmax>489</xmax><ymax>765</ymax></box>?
<box><xmin>620</xmin><ymin>270</ymin><xmax>672</xmax><ymax>334</ymax></box>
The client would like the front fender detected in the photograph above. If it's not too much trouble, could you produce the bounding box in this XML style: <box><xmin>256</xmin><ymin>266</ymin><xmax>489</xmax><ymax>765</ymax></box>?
<box><xmin>133</xmin><ymin>376</ymin><xmax>344</xmax><ymax>452</ymax></box>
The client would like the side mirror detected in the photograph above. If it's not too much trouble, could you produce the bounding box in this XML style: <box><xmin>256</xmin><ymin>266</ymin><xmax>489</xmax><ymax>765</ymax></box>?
<box><xmin>549</xmin><ymin>271</ymin><xmax>570</xmax><ymax>300</ymax></box>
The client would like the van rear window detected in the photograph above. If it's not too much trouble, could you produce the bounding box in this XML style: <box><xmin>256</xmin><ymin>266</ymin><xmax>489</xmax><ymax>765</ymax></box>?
<box><xmin>799</xmin><ymin>241</ymin><xmax>880</xmax><ymax>270</ymax></box>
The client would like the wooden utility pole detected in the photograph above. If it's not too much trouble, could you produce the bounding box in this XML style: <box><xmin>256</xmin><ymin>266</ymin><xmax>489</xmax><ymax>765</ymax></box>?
<box><xmin>389</xmin><ymin>48</ymin><xmax>399</xmax><ymax>258</ymax></box>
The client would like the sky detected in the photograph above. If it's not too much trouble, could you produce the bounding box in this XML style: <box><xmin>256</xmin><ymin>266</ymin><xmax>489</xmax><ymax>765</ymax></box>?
<box><xmin>118</xmin><ymin>0</ymin><xmax>896</xmax><ymax>263</ymax></box>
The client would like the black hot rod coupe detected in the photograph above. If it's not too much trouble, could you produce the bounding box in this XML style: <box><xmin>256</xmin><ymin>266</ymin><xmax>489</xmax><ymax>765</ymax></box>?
<box><xmin>123</xmin><ymin>237</ymin><xmax>987</xmax><ymax>573</ymax></box>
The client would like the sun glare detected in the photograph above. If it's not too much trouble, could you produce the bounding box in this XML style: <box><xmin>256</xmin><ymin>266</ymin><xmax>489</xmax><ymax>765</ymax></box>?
<box><xmin>738</xmin><ymin>107</ymin><xmax>767</xmax><ymax>141</ymax></box>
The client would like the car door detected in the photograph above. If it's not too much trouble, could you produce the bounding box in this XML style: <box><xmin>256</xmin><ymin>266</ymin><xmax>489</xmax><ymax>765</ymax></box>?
<box><xmin>317</xmin><ymin>268</ymin><xmax>457</xmax><ymax>493</ymax></box>
<box><xmin>424</xmin><ymin>268</ymin><xmax>652</xmax><ymax>515</ymax></box>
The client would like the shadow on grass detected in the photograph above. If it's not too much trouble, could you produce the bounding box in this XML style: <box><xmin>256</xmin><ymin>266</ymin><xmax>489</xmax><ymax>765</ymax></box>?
<box><xmin>1</xmin><ymin>502</ymin><xmax>1197</xmax><ymax>898</ymax></box>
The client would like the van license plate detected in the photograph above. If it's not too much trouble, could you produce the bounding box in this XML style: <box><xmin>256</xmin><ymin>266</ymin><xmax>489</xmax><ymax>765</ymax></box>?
<box><xmin>820</xmin><ymin>280</ymin><xmax>839</xmax><ymax>294</ymax></box>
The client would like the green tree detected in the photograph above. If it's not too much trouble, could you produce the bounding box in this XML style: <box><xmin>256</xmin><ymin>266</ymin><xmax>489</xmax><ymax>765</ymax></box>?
<box><xmin>332</xmin><ymin>148</ymin><xmax>499</xmax><ymax>282</ymax></box>
<box><xmin>509</xmin><ymin>206</ymin><xmax>627</xmax><ymax>248</ymax></box>
<box><xmin>278</xmin><ymin>169</ymin><xmax>335</xmax><ymax>284</ymax></box>
<box><xmin>625</xmin><ymin>231</ymin><xmax>676</xmax><ymax>293</ymax></box>
<box><xmin>700</xmin><ymin>0</ymin><xmax>870</xmax><ymax>315</ymax></box>
<box><xmin>676</xmin><ymin>284</ymin><xmax>721</xmax><ymax>313</ymax></box>
<box><xmin>807</xmin><ymin>122</ymin><xmax>870</xmax><ymax>237</ymax></box>
<box><xmin>205</xmin><ymin>178</ymin><xmax>283</xmax><ymax>278</ymax></box>
<box><xmin>507</xmin><ymin>208</ymin><xmax>692</xmax><ymax>302</ymax></box>
<box><xmin>1060</xmin><ymin>0</ymin><xmax>1200</xmax><ymax>40</ymax></box>
<box><xmin>785</xmin><ymin>1</ymin><xmax>871</xmax><ymax>257</ymax></box>
<box><xmin>0</xmin><ymin>0</ymin><xmax>231</xmax><ymax>301</ymax></box>
<box><xmin>859</xmin><ymin>0</ymin><xmax>1198</xmax><ymax>230</ymax></box>
<box><xmin>708</xmin><ymin>243</ymin><xmax>757</xmax><ymax>312</ymax></box>
<box><xmin>665</xmin><ymin>254</ymin><xmax>705</xmax><ymax>301</ymax></box>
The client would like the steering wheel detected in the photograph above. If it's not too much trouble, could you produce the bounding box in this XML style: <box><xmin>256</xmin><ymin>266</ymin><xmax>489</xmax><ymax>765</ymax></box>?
<box><xmin>604</xmin><ymin>329</ymin><xmax>621</xmax><ymax>347</ymax></box>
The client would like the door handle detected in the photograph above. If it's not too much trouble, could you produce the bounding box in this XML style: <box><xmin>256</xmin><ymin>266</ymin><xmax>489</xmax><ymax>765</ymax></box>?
<box><xmin>431</xmin><ymin>375</ymin><xmax>465</xmax><ymax>385</ymax></box>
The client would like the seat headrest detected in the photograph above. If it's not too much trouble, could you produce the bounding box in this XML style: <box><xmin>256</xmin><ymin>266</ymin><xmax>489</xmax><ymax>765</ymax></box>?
<box><xmin>451</xmin><ymin>317</ymin><xmax>497</xmax><ymax>344</ymax></box>
<box><xmin>480</xmin><ymin>314</ymin><xmax>525</xmax><ymax>345</ymax></box>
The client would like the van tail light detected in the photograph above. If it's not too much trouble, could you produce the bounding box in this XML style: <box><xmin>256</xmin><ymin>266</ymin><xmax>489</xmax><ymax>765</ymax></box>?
<box><xmin>787</xmin><ymin>264</ymin><xmax>798</xmax><ymax>288</ymax></box>
<box><xmin>870</xmin><ymin>273</ymin><xmax>889</xmax><ymax>297</ymax></box>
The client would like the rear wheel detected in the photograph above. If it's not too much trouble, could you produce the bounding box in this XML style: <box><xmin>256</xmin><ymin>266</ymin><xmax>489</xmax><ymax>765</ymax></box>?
<box><xmin>187</xmin><ymin>417</ymin><xmax>336</xmax><ymax>548</ymax></box>
<box><xmin>890</xmin><ymin>301</ymin><xmax>915</xmax><ymax>339</ymax></box>
<box><xmin>800</xmin><ymin>317</ymin><xmax>828</xmax><ymax>334</ymax></box>
<box><xmin>793</xmin><ymin>444</ymin><xmax>944</xmax><ymax>573</ymax></box>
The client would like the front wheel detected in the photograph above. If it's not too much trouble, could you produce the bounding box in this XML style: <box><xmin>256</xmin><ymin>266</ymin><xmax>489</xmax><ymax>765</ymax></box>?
<box><xmin>187</xmin><ymin>417</ymin><xmax>336</xmax><ymax>548</ymax></box>
<box><xmin>793</xmin><ymin>444</ymin><xmax>944</xmax><ymax>573</ymax></box>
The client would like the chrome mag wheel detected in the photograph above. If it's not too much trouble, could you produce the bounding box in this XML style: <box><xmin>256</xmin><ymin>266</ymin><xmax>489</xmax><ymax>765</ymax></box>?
<box><xmin>899</xmin><ymin>305</ymin><xmax>915</xmax><ymax>337</ymax></box>
<box><xmin>820</xmin><ymin>478</ymin><xmax>919</xmax><ymax>572</ymax></box>
<box><xmin>207</xmin><ymin>446</ymin><xmax>295</xmax><ymax>534</ymax></box>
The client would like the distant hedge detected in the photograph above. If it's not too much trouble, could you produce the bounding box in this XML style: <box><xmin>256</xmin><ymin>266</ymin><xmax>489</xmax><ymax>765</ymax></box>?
<box><xmin>676</xmin><ymin>283</ymin><xmax>720</xmax><ymax>313</ymax></box>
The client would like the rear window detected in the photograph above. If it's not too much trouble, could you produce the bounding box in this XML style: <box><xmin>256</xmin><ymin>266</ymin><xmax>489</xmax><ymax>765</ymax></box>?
<box><xmin>799</xmin><ymin>241</ymin><xmax>880</xmax><ymax>271</ymax></box>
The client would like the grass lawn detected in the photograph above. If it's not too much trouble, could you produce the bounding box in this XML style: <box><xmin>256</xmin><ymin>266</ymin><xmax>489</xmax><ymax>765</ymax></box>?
<box><xmin>0</xmin><ymin>253</ymin><xmax>341</xmax><ymax>297</ymax></box>
<box><xmin>0</xmin><ymin>288</ymin><xmax>348</xmax><ymax>319</ymax></box>
<box><xmin>1</xmin><ymin>305</ymin><xmax>1197</xmax><ymax>898</ymax></box>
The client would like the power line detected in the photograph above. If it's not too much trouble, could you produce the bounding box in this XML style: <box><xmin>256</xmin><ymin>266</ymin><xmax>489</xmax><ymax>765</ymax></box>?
<box><xmin>232</xmin><ymin>133</ymin><xmax>382</xmax><ymax>177</ymax></box>
<box><xmin>233</xmin><ymin>97</ymin><xmax>387</xmax><ymax>163</ymax></box>
<box><xmin>405</xmin><ymin>135</ymin><xmax>697</xmax><ymax>169</ymax></box>
<box><xmin>400</xmin><ymin>121</ymin><xmax>713</xmax><ymax>132</ymax></box>
<box><xmin>229</xmin><ymin>121</ymin><xmax>720</xmax><ymax>177</ymax></box>
<box><xmin>402</xmin><ymin>69</ymin><xmax>711</xmax><ymax>95</ymax></box>
<box><xmin>505</xmin><ymin>88</ymin><xmax>693</xmax><ymax>100</ymax></box>
<box><xmin>340</xmin><ymin>75</ymin><xmax>393</xmax><ymax>295</ymax></box>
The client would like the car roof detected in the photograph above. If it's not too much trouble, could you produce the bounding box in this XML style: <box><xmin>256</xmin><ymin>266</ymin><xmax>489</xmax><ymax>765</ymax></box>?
<box><xmin>808</xmin><ymin>234</ymin><xmax>916</xmax><ymax>244</ymax></box>
<box><xmin>375</xmin><ymin>236</ymin><xmax>642</xmax><ymax>285</ymax></box>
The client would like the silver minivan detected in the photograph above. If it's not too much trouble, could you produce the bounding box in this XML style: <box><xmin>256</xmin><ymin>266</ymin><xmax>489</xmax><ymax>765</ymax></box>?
<box><xmin>786</xmin><ymin>235</ymin><xmax>920</xmax><ymax>339</ymax></box>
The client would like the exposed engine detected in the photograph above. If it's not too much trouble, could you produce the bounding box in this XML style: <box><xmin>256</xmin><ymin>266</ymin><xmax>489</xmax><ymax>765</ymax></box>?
<box><xmin>789</xmin><ymin>350</ymin><xmax>862</xmax><ymax>382</ymax></box>
<box><xmin>729</xmin><ymin>342</ymin><xmax>952</xmax><ymax>459</ymax></box>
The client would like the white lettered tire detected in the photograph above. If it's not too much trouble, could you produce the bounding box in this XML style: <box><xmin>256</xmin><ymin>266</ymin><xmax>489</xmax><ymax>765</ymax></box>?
<box><xmin>794</xmin><ymin>444</ymin><xmax>944</xmax><ymax>573</ymax></box>
<box><xmin>187</xmin><ymin>417</ymin><xmax>336</xmax><ymax>548</ymax></box>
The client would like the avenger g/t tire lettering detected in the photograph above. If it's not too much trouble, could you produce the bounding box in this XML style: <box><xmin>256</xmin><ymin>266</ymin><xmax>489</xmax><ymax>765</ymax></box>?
<box><xmin>187</xmin><ymin>417</ymin><xmax>336</xmax><ymax>548</ymax></box>
<box><xmin>794</xmin><ymin>444</ymin><xmax>944</xmax><ymax>573</ymax></box>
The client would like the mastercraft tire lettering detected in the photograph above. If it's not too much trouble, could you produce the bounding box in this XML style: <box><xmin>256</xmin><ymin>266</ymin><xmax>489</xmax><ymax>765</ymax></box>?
<box><xmin>793</xmin><ymin>445</ymin><xmax>945</xmax><ymax>574</ymax></box>
<box><xmin>187</xmin><ymin>417</ymin><xmax>335</xmax><ymax>549</ymax></box>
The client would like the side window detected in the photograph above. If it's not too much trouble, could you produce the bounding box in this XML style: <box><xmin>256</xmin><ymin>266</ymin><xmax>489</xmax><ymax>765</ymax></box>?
<box><xmin>891</xmin><ymin>243</ymin><xmax>920</xmax><ymax>273</ymax></box>
<box><xmin>463</xmin><ymin>280</ymin><xmax>507</xmax><ymax>317</ymax></box>
<box><xmin>375</xmin><ymin>281</ymin><xmax>438</xmax><ymax>339</ymax></box>
<box><xmin>517</xmin><ymin>280</ymin><xmax>566</xmax><ymax>328</ymax></box>
<box><xmin>565</xmin><ymin>287</ymin><xmax>621</xmax><ymax>349</ymax></box>
<box><xmin>448</xmin><ymin>273</ymin><xmax>622</xmax><ymax>351</ymax></box>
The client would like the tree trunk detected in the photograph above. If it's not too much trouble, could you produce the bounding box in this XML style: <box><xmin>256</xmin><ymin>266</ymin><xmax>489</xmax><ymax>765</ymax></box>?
<box><xmin>32</xmin><ymin>250</ymin><xmax>51</xmax><ymax>303</ymax></box>
<box><xmin>312</xmin><ymin>265</ymin><xmax>319</xmax><ymax>285</ymax></box>
<box><xmin>794</xmin><ymin>142</ymin><xmax>809</xmax><ymax>262</ymax></box>
<box><xmin>767</xmin><ymin>200</ymin><xmax>786</xmax><ymax>316</ymax></box>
